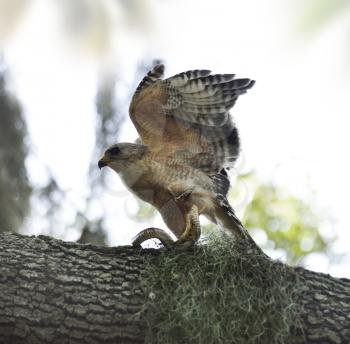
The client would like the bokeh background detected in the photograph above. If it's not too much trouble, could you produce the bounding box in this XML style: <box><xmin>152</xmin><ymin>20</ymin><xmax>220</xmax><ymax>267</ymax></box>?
<box><xmin>1</xmin><ymin>0</ymin><xmax>350</xmax><ymax>276</ymax></box>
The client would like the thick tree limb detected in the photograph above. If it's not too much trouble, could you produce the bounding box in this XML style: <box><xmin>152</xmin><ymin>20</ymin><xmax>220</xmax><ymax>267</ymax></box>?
<box><xmin>0</xmin><ymin>233</ymin><xmax>349</xmax><ymax>344</ymax></box>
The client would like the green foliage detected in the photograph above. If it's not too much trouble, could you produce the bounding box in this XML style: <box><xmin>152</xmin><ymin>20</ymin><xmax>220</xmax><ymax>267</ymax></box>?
<box><xmin>143</xmin><ymin>235</ymin><xmax>302</xmax><ymax>344</ymax></box>
<box><xmin>298</xmin><ymin>0</ymin><xmax>350</xmax><ymax>33</ymax></box>
<box><xmin>238</xmin><ymin>172</ymin><xmax>328</xmax><ymax>263</ymax></box>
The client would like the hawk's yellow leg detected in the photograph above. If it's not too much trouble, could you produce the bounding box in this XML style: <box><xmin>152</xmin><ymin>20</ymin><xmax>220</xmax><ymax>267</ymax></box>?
<box><xmin>176</xmin><ymin>205</ymin><xmax>201</xmax><ymax>244</ymax></box>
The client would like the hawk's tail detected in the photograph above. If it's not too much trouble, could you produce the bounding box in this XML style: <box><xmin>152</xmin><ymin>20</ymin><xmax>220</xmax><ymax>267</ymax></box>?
<box><xmin>214</xmin><ymin>195</ymin><xmax>267</xmax><ymax>257</ymax></box>
<box><xmin>214</xmin><ymin>195</ymin><xmax>250</xmax><ymax>241</ymax></box>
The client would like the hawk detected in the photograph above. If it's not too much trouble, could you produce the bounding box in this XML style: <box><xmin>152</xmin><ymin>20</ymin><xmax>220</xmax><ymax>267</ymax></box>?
<box><xmin>98</xmin><ymin>64</ymin><xmax>255</xmax><ymax>247</ymax></box>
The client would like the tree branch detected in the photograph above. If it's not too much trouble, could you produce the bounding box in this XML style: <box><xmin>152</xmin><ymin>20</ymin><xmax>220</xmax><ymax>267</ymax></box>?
<box><xmin>0</xmin><ymin>233</ymin><xmax>349</xmax><ymax>344</ymax></box>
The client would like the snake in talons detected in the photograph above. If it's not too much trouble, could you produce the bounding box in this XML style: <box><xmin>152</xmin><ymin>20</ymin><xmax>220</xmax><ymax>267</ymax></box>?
<box><xmin>132</xmin><ymin>227</ymin><xmax>176</xmax><ymax>249</ymax></box>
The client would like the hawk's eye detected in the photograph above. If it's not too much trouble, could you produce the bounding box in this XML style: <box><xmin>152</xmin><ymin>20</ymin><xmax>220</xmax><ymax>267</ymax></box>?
<box><xmin>108</xmin><ymin>147</ymin><xmax>121</xmax><ymax>156</ymax></box>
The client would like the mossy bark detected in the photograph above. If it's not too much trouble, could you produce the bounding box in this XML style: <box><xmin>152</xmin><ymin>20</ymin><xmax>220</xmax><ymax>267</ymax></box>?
<box><xmin>0</xmin><ymin>232</ymin><xmax>349</xmax><ymax>344</ymax></box>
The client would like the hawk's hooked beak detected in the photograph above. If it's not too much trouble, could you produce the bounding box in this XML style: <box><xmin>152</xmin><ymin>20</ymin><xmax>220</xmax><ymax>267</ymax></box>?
<box><xmin>98</xmin><ymin>158</ymin><xmax>108</xmax><ymax>169</ymax></box>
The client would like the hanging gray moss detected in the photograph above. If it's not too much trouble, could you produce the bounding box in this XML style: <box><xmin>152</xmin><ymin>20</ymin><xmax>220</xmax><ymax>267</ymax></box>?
<box><xmin>142</xmin><ymin>235</ymin><xmax>302</xmax><ymax>344</ymax></box>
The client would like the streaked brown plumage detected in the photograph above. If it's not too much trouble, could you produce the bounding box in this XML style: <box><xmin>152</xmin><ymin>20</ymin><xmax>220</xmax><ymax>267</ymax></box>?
<box><xmin>98</xmin><ymin>64</ymin><xmax>255</xmax><ymax>246</ymax></box>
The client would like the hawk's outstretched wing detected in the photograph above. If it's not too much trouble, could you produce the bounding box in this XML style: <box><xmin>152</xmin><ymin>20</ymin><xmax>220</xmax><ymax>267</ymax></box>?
<box><xmin>129</xmin><ymin>64</ymin><xmax>254</xmax><ymax>173</ymax></box>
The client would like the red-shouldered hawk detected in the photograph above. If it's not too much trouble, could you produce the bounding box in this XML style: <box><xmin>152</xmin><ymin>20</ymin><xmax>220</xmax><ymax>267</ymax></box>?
<box><xmin>98</xmin><ymin>64</ymin><xmax>255</xmax><ymax>248</ymax></box>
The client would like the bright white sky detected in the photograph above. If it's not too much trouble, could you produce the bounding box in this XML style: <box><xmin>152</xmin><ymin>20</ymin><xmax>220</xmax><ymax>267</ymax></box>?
<box><xmin>2</xmin><ymin>0</ymin><xmax>350</xmax><ymax>277</ymax></box>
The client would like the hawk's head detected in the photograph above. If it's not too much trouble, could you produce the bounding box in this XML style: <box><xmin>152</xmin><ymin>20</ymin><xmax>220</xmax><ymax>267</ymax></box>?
<box><xmin>98</xmin><ymin>143</ymin><xmax>147</xmax><ymax>172</ymax></box>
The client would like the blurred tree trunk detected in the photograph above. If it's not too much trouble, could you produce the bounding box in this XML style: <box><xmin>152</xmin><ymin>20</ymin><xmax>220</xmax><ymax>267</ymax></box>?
<box><xmin>0</xmin><ymin>68</ymin><xmax>31</xmax><ymax>232</ymax></box>
<box><xmin>0</xmin><ymin>232</ymin><xmax>349</xmax><ymax>344</ymax></box>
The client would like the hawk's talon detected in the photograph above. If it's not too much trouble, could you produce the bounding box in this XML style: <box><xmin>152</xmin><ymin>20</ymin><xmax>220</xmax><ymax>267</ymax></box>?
<box><xmin>172</xmin><ymin>239</ymin><xmax>196</xmax><ymax>251</ymax></box>
<box><xmin>177</xmin><ymin>204</ymin><xmax>201</xmax><ymax>243</ymax></box>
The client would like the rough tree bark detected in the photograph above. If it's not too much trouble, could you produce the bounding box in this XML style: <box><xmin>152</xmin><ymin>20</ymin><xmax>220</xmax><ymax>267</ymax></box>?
<box><xmin>0</xmin><ymin>232</ymin><xmax>349</xmax><ymax>344</ymax></box>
